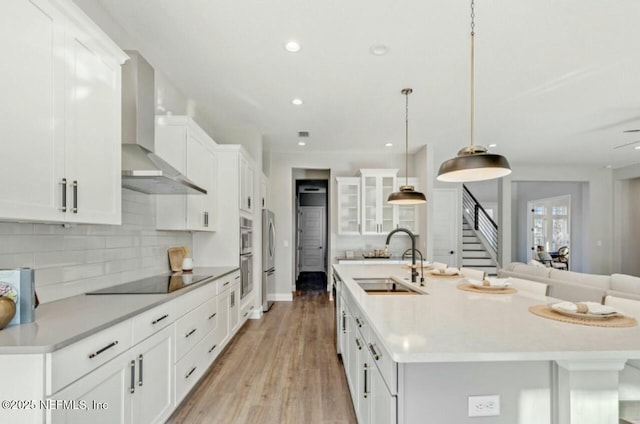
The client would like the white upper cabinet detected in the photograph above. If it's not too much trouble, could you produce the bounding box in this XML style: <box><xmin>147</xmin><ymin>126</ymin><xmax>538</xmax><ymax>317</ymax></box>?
<box><xmin>156</xmin><ymin>116</ymin><xmax>217</xmax><ymax>232</ymax></box>
<box><xmin>0</xmin><ymin>0</ymin><xmax>127</xmax><ymax>225</ymax></box>
<box><xmin>336</xmin><ymin>177</ymin><xmax>361</xmax><ymax>235</ymax></box>
<box><xmin>360</xmin><ymin>169</ymin><xmax>397</xmax><ymax>235</ymax></box>
<box><xmin>239</xmin><ymin>153</ymin><xmax>254</xmax><ymax>213</ymax></box>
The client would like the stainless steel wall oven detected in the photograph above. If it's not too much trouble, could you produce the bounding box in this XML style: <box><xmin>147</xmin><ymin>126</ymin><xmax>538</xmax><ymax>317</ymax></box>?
<box><xmin>240</xmin><ymin>217</ymin><xmax>253</xmax><ymax>298</ymax></box>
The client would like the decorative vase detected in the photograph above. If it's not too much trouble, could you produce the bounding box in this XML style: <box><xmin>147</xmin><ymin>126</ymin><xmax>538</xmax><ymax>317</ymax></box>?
<box><xmin>0</xmin><ymin>297</ymin><xmax>16</xmax><ymax>329</ymax></box>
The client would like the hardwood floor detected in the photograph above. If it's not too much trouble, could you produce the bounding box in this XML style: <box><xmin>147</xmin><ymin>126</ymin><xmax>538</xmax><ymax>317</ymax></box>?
<box><xmin>166</xmin><ymin>290</ymin><xmax>357</xmax><ymax>424</ymax></box>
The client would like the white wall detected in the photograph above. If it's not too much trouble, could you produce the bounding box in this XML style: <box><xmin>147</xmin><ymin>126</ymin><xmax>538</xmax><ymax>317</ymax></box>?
<box><xmin>269</xmin><ymin>150</ymin><xmax>422</xmax><ymax>296</ymax></box>
<box><xmin>0</xmin><ymin>190</ymin><xmax>191</xmax><ymax>304</ymax></box>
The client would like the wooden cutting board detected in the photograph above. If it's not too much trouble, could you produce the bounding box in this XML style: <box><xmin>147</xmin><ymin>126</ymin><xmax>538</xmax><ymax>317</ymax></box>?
<box><xmin>168</xmin><ymin>246</ymin><xmax>188</xmax><ymax>272</ymax></box>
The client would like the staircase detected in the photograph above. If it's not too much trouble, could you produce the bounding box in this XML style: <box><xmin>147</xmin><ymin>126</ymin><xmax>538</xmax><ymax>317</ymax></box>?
<box><xmin>462</xmin><ymin>218</ymin><xmax>498</xmax><ymax>276</ymax></box>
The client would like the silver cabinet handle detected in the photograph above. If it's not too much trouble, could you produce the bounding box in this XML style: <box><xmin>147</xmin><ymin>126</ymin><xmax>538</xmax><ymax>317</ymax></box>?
<box><xmin>355</xmin><ymin>338</ymin><xmax>362</xmax><ymax>350</ymax></box>
<box><xmin>72</xmin><ymin>180</ymin><xmax>78</xmax><ymax>213</ymax></box>
<box><xmin>129</xmin><ymin>360</ymin><xmax>135</xmax><ymax>393</ymax></box>
<box><xmin>230</xmin><ymin>292</ymin><xmax>235</xmax><ymax>307</ymax></box>
<box><xmin>88</xmin><ymin>340</ymin><xmax>118</xmax><ymax>359</ymax></box>
<box><xmin>185</xmin><ymin>328</ymin><xmax>197</xmax><ymax>338</ymax></box>
<box><xmin>341</xmin><ymin>311</ymin><xmax>347</xmax><ymax>334</ymax></box>
<box><xmin>151</xmin><ymin>314</ymin><xmax>169</xmax><ymax>325</ymax></box>
<box><xmin>363</xmin><ymin>363</ymin><xmax>369</xmax><ymax>398</ymax></box>
<box><xmin>138</xmin><ymin>354</ymin><xmax>143</xmax><ymax>387</ymax></box>
<box><xmin>60</xmin><ymin>178</ymin><xmax>67</xmax><ymax>212</ymax></box>
<box><xmin>223</xmin><ymin>281</ymin><xmax>230</xmax><ymax>287</ymax></box>
<box><xmin>355</xmin><ymin>317</ymin><xmax>363</xmax><ymax>328</ymax></box>
<box><xmin>204</xmin><ymin>211</ymin><xmax>209</xmax><ymax>227</ymax></box>
<box><xmin>248</xmin><ymin>196</ymin><xmax>251</xmax><ymax>209</ymax></box>
<box><xmin>243</xmin><ymin>311</ymin><xmax>248</xmax><ymax>318</ymax></box>
<box><xmin>208</xmin><ymin>344</ymin><xmax>217</xmax><ymax>354</ymax></box>
<box><xmin>208</xmin><ymin>312</ymin><xmax>216</xmax><ymax>320</ymax></box>
<box><xmin>185</xmin><ymin>366</ymin><xmax>197</xmax><ymax>380</ymax></box>
<box><xmin>234</xmin><ymin>275</ymin><xmax>240</xmax><ymax>280</ymax></box>
<box><xmin>368</xmin><ymin>343</ymin><xmax>381</xmax><ymax>361</ymax></box>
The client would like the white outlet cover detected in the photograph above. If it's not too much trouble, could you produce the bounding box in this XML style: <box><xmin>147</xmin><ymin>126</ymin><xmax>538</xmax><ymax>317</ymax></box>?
<box><xmin>468</xmin><ymin>395</ymin><xmax>500</xmax><ymax>417</ymax></box>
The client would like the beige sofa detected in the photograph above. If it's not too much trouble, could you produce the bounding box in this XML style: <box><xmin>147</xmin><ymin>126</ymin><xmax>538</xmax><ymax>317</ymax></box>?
<box><xmin>498</xmin><ymin>262</ymin><xmax>640</xmax><ymax>303</ymax></box>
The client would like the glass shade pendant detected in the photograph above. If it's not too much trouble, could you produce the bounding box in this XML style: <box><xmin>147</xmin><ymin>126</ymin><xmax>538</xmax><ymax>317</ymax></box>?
<box><xmin>388</xmin><ymin>88</ymin><xmax>426</xmax><ymax>205</ymax></box>
<box><xmin>436</xmin><ymin>0</ymin><xmax>511</xmax><ymax>183</ymax></box>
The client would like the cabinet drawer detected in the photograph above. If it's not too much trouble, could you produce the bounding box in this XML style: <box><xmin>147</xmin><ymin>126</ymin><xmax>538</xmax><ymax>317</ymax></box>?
<box><xmin>48</xmin><ymin>320</ymin><xmax>132</xmax><ymax>395</ymax></box>
<box><xmin>174</xmin><ymin>338</ymin><xmax>205</xmax><ymax>404</ymax></box>
<box><xmin>240</xmin><ymin>301</ymin><xmax>255</xmax><ymax>322</ymax></box>
<box><xmin>199</xmin><ymin>325</ymin><xmax>222</xmax><ymax>370</ymax></box>
<box><xmin>366</xmin><ymin>329</ymin><xmax>397</xmax><ymax>395</ymax></box>
<box><xmin>175</xmin><ymin>279</ymin><xmax>216</xmax><ymax>318</ymax></box>
<box><xmin>216</xmin><ymin>271</ymin><xmax>239</xmax><ymax>294</ymax></box>
<box><xmin>132</xmin><ymin>300</ymin><xmax>176</xmax><ymax>345</ymax></box>
<box><xmin>175</xmin><ymin>296</ymin><xmax>216</xmax><ymax>360</ymax></box>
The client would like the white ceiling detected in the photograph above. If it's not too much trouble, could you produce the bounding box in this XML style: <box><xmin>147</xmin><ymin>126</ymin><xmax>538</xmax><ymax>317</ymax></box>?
<box><xmin>97</xmin><ymin>0</ymin><xmax>640</xmax><ymax>168</ymax></box>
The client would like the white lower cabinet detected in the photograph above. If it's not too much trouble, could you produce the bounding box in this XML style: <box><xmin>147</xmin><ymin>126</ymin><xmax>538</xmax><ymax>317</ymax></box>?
<box><xmin>229</xmin><ymin>283</ymin><xmax>240</xmax><ymax>334</ymax></box>
<box><xmin>48</xmin><ymin>325</ymin><xmax>173</xmax><ymax>424</ymax></box>
<box><xmin>339</xmin><ymin>290</ymin><xmax>397</xmax><ymax>424</ymax></box>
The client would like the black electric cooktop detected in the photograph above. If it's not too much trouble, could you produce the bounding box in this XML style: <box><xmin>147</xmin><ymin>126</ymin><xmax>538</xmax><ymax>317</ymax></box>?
<box><xmin>87</xmin><ymin>274</ymin><xmax>212</xmax><ymax>295</ymax></box>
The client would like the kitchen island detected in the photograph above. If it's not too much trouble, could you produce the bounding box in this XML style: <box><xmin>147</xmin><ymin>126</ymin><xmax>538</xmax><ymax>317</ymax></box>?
<box><xmin>333</xmin><ymin>264</ymin><xmax>640</xmax><ymax>424</ymax></box>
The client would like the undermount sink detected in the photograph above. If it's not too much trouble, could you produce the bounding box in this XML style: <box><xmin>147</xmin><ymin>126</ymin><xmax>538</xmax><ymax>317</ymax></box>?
<box><xmin>354</xmin><ymin>278</ymin><xmax>423</xmax><ymax>295</ymax></box>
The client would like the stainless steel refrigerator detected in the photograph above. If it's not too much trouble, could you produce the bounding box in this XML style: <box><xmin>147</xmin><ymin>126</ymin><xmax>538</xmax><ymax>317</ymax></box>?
<box><xmin>262</xmin><ymin>209</ymin><xmax>275</xmax><ymax>312</ymax></box>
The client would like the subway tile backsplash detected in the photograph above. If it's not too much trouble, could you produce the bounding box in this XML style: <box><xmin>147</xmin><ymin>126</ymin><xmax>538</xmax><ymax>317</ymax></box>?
<box><xmin>0</xmin><ymin>189</ymin><xmax>191</xmax><ymax>304</ymax></box>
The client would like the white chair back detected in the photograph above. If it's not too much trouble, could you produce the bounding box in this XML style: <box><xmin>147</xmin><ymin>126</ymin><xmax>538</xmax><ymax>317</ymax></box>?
<box><xmin>604</xmin><ymin>295</ymin><xmax>640</xmax><ymax>317</ymax></box>
<box><xmin>460</xmin><ymin>267</ymin><xmax>486</xmax><ymax>281</ymax></box>
<box><xmin>507</xmin><ymin>277</ymin><xmax>548</xmax><ymax>296</ymax></box>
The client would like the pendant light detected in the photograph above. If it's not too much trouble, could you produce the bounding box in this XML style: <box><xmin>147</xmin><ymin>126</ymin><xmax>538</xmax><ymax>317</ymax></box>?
<box><xmin>437</xmin><ymin>0</ymin><xmax>511</xmax><ymax>183</ymax></box>
<box><xmin>388</xmin><ymin>88</ymin><xmax>427</xmax><ymax>205</ymax></box>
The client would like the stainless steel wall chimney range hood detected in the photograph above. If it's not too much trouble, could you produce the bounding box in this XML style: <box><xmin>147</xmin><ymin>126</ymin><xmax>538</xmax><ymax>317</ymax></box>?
<box><xmin>121</xmin><ymin>51</ymin><xmax>206</xmax><ymax>195</ymax></box>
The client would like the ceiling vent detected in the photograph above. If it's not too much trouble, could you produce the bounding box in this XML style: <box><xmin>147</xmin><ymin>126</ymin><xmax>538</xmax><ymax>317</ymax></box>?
<box><xmin>298</xmin><ymin>131</ymin><xmax>310</xmax><ymax>138</ymax></box>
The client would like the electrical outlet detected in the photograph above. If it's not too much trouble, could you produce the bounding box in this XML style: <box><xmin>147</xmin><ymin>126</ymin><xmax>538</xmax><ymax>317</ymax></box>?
<box><xmin>468</xmin><ymin>395</ymin><xmax>500</xmax><ymax>417</ymax></box>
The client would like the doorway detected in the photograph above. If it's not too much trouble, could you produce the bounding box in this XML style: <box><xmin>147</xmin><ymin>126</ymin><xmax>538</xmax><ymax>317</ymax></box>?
<box><xmin>527</xmin><ymin>195</ymin><xmax>571</xmax><ymax>263</ymax></box>
<box><xmin>294</xmin><ymin>179</ymin><xmax>329</xmax><ymax>292</ymax></box>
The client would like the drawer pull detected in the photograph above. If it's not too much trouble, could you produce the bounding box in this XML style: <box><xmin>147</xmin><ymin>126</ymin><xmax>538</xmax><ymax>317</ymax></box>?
<box><xmin>355</xmin><ymin>338</ymin><xmax>362</xmax><ymax>350</ymax></box>
<box><xmin>185</xmin><ymin>366</ymin><xmax>197</xmax><ymax>380</ymax></box>
<box><xmin>355</xmin><ymin>317</ymin><xmax>363</xmax><ymax>328</ymax></box>
<box><xmin>341</xmin><ymin>311</ymin><xmax>347</xmax><ymax>334</ymax></box>
<box><xmin>234</xmin><ymin>275</ymin><xmax>240</xmax><ymax>280</ymax></box>
<box><xmin>368</xmin><ymin>343</ymin><xmax>381</xmax><ymax>361</ymax></box>
<box><xmin>88</xmin><ymin>340</ymin><xmax>119</xmax><ymax>359</ymax></box>
<box><xmin>129</xmin><ymin>360</ymin><xmax>135</xmax><ymax>394</ymax></box>
<box><xmin>250</xmin><ymin>305</ymin><xmax>254</xmax><ymax>310</ymax></box>
<box><xmin>151</xmin><ymin>314</ymin><xmax>169</xmax><ymax>325</ymax></box>
<box><xmin>185</xmin><ymin>328</ymin><xmax>197</xmax><ymax>338</ymax></box>
<box><xmin>243</xmin><ymin>312</ymin><xmax>248</xmax><ymax>318</ymax></box>
<box><xmin>223</xmin><ymin>281</ymin><xmax>230</xmax><ymax>287</ymax></box>
<box><xmin>208</xmin><ymin>312</ymin><xmax>217</xmax><ymax>320</ymax></box>
<box><xmin>208</xmin><ymin>344</ymin><xmax>217</xmax><ymax>353</ymax></box>
<box><xmin>138</xmin><ymin>354</ymin><xmax>143</xmax><ymax>387</ymax></box>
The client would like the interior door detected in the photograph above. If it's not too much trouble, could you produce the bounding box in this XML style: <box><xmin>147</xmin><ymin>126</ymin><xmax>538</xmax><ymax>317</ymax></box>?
<box><xmin>527</xmin><ymin>195</ymin><xmax>571</xmax><ymax>261</ymax></box>
<box><xmin>299</xmin><ymin>206</ymin><xmax>325</xmax><ymax>272</ymax></box>
<box><xmin>432</xmin><ymin>188</ymin><xmax>459</xmax><ymax>266</ymax></box>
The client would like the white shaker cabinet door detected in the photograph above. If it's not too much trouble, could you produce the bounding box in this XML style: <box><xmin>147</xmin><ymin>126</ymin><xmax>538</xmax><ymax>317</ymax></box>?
<box><xmin>64</xmin><ymin>22</ymin><xmax>122</xmax><ymax>225</ymax></box>
<box><xmin>0</xmin><ymin>0</ymin><xmax>66</xmax><ymax>222</ymax></box>
<box><xmin>47</xmin><ymin>351</ymin><xmax>133</xmax><ymax>424</ymax></box>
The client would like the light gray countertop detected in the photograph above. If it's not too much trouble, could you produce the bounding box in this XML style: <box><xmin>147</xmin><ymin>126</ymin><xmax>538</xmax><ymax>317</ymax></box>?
<box><xmin>334</xmin><ymin>264</ymin><xmax>640</xmax><ymax>363</ymax></box>
<box><xmin>0</xmin><ymin>266</ymin><xmax>238</xmax><ymax>354</ymax></box>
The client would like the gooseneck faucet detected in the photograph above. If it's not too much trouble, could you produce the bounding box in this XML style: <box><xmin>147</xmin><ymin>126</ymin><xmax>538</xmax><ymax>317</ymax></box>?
<box><xmin>385</xmin><ymin>228</ymin><xmax>418</xmax><ymax>283</ymax></box>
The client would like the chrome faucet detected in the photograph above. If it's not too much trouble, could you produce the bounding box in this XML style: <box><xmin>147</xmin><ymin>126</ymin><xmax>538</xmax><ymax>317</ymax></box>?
<box><xmin>385</xmin><ymin>228</ymin><xmax>418</xmax><ymax>283</ymax></box>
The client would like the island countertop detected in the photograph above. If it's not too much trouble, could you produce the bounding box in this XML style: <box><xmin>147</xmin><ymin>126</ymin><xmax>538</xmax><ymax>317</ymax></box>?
<box><xmin>0</xmin><ymin>266</ymin><xmax>238</xmax><ymax>354</ymax></box>
<box><xmin>333</xmin><ymin>264</ymin><xmax>640</xmax><ymax>363</ymax></box>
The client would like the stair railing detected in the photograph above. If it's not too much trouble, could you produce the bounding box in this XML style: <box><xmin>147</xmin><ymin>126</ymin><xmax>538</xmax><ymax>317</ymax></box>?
<box><xmin>462</xmin><ymin>185</ymin><xmax>498</xmax><ymax>258</ymax></box>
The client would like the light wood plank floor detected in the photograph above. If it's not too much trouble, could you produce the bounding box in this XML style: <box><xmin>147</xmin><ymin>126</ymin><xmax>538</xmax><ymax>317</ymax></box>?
<box><xmin>166</xmin><ymin>290</ymin><xmax>357</xmax><ymax>424</ymax></box>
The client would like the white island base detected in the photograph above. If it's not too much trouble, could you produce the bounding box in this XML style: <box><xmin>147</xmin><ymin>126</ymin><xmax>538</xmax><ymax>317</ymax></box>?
<box><xmin>333</xmin><ymin>264</ymin><xmax>640</xmax><ymax>424</ymax></box>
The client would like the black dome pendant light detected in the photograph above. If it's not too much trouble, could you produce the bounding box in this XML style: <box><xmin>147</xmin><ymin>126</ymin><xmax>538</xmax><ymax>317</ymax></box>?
<box><xmin>388</xmin><ymin>88</ymin><xmax>427</xmax><ymax>205</ymax></box>
<box><xmin>437</xmin><ymin>0</ymin><xmax>511</xmax><ymax>183</ymax></box>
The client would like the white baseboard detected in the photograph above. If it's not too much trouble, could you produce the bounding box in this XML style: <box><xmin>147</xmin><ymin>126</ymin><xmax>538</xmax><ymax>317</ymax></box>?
<box><xmin>269</xmin><ymin>293</ymin><xmax>293</xmax><ymax>302</ymax></box>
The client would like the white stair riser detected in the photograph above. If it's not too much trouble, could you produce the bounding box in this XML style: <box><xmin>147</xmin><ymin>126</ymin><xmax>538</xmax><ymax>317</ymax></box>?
<box><xmin>462</xmin><ymin>243</ymin><xmax>483</xmax><ymax>250</ymax></box>
<box><xmin>462</xmin><ymin>258</ymin><xmax>495</xmax><ymax>266</ymax></box>
<box><xmin>463</xmin><ymin>236</ymin><xmax>480</xmax><ymax>243</ymax></box>
<box><xmin>463</xmin><ymin>251</ymin><xmax>491</xmax><ymax>258</ymax></box>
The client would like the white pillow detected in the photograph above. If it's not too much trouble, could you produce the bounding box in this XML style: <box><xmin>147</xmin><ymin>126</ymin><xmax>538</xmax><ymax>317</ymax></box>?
<box><xmin>528</xmin><ymin>259</ymin><xmax>546</xmax><ymax>268</ymax></box>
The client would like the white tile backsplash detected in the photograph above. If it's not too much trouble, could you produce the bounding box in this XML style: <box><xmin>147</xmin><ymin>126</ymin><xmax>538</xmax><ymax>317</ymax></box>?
<box><xmin>0</xmin><ymin>189</ymin><xmax>191</xmax><ymax>303</ymax></box>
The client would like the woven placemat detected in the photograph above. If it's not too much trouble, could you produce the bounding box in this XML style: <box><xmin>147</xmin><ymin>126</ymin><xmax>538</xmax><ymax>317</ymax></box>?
<box><xmin>529</xmin><ymin>304</ymin><xmax>638</xmax><ymax>328</ymax></box>
<box><xmin>428</xmin><ymin>273</ymin><xmax>462</xmax><ymax>278</ymax></box>
<box><xmin>457</xmin><ymin>283</ymin><xmax>517</xmax><ymax>294</ymax></box>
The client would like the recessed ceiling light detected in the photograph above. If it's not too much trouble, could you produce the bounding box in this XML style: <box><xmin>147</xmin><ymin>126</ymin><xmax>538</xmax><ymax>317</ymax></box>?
<box><xmin>370</xmin><ymin>44</ymin><xmax>389</xmax><ymax>56</ymax></box>
<box><xmin>385</xmin><ymin>143</ymin><xmax>393</xmax><ymax>147</ymax></box>
<box><xmin>604</xmin><ymin>165</ymin><xmax>612</xmax><ymax>169</ymax></box>
<box><xmin>297</xmin><ymin>141</ymin><xmax>306</xmax><ymax>146</ymax></box>
<box><xmin>291</xmin><ymin>98</ymin><xmax>303</xmax><ymax>105</ymax></box>
<box><xmin>285</xmin><ymin>41</ymin><xmax>301</xmax><ymax>53</ymax></box>
<box><xmin>635</xmin><ymin>146</ymin><xmax>640</xmax><ymax>150</ymax></box>
<box><xmin>488</xmin><ymin>143</ymin><xmax>497</xmax><ymax>148</ymax></box>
